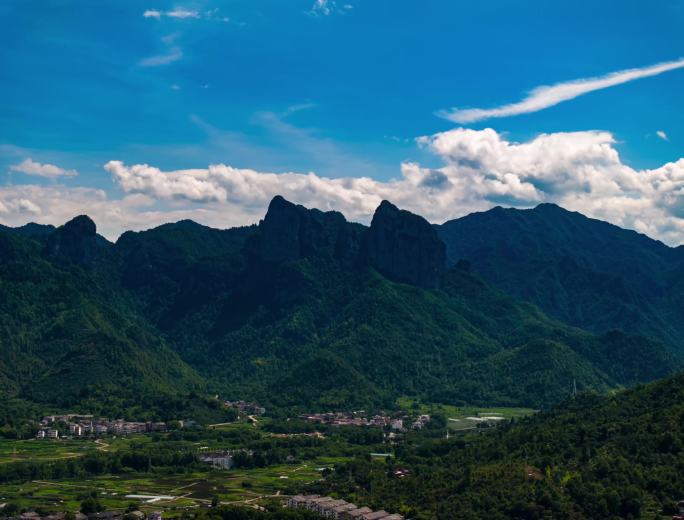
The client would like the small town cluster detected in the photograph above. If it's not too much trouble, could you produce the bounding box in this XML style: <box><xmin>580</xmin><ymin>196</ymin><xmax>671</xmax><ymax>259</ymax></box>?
<box><xmin>287</xmin><ymin>495</ymin><xmax>404</xmax><ymax>520</ymax></box>
<box><xmin>35</xmin><ymin>415</ymin><xmax>167</xmax><ymax>439</ymax></box>
<box><xmin>299</xmin><ymin>412</ymin><xmax>431</xmax><ymax>431</ymax></box>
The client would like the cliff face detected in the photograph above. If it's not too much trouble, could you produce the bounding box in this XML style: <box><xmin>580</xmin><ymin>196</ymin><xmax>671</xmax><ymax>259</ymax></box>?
<box><xmin>44</xmin><ymin>215</ymin><xmax>101</xmax><ymax>267</ymax></box>
<box><xmin>255</xmin><ymin>196</ymin><xmax>446</xmax><ymax>288</ymax></box>
<box><xmin>257</xmin><ymin>195</ymin><xmax>363</xmax><ymax>264</ymax></box>
<box><xmin>366</xmin><ymin>200</ymin><xmax>446</xmax><ymax>289</ymax></box>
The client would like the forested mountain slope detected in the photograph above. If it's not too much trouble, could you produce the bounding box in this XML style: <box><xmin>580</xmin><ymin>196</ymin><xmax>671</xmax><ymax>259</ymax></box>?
<box><xmin>113</xmin><ymin>198</ymin><xmax>677</xmax><ymax>409</ymax></box>
<box><xmin>0</xmin><ymin>197</ymin><xmax>677</xmax><ymax>415</ymax></box>
<box><xmin>0</xmin><ymin>222</ymin><xmax>205</xmax><ymax>419</ymax></box>
<box><xmin>437</xmin><ymin>203</ymin><xmax>684</xmax><ymax>355</ymax></box>
<box><xmin>319</xmin><ymin>370</ymin><xmax>684</xmax><ymax>519</ymax></box>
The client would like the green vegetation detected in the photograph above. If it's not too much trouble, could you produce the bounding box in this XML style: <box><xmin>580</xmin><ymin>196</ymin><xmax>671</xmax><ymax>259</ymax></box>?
<box><xmin>318</xmin><ymin>371</ymin><xmax>684</xmax><ymax>519</ymax></box>
<box><xmin>396</xmin><ymin>397</ymin><xmax>536</xmax><ymax>432</ymax></box>
<box><xmin>0</xmin><ymin>439</ymin><xmax>100</xmax><ymax>464</ymax></box>
<box><xmin>0</xmin><ymin>463</ymin><xmax>336</xmax><ymax>513</ymax></box>
<box><xmin>437</xmin><ymin>203</ymin><xmax>684</xmax><ymax>356</ymax></box>
<box><xmin>0</xmin><ymin>418</ymin><xmax>372</xmax><ymax>514</ymax></box>
<box><xmin>0</xmin><ymin>198</ymin><xmax>677</xmax><ymax>418</ymax></box>
<box><xmin>4</xmin><ymin>198</ymin><xmax>684</xmax><ymax>519</ymax></box>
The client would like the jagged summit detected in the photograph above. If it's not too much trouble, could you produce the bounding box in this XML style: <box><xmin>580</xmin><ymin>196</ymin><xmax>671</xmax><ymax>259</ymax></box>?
<box><xmin>44</xmin><ymin>214</ymin><xmax>102</xmax><ymax>267</ymax></box>
<box><xmin>256</xmin><ymin>196</ymin><xmax>447</xmax><ymax>289</ymax></box>
<box><xmin>367</xmin><ymin>199</ymin><xmax>446</xmax><ymax>289</ymax></box>
<box><xmin>64</xmin><ymin>214</ymin><xmax>97</xmax><ymax>235</ymax></box>
<box><xmin>257</xmin><ymin>195</ymin><xmax>361</xmax><ymax>264</ymax></box>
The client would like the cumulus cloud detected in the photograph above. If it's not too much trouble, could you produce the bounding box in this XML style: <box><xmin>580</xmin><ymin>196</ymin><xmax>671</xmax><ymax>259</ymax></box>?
<box><xmin>657</xmin><ymin>130</ymin><xmax>669</xmax><ymax>141</ymax></box>
<box><xmin>103</xmin><ymin>129</ymin><xmax>684</xmax><ymax>245</ymax></box>
<box><xmin>4</xmin><ymin>129</ymin><xmax>684</xmax><ymax>245</ymax></box>
<box><xmin>0</xmin><ymin>185</ymin><xmax>229</xmax><ymax>240</ymax></box>
<box><xmin>440</xmin><ymin>58</ymin><xmax>684</xmax><ymax>123</ymax></box>
<box><xmin>9</xmin><ymin>158</ymin><xmax>77</xmax><ymax>178</ymax></box>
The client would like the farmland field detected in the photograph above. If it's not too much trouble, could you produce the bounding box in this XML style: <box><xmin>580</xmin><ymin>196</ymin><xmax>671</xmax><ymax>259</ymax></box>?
<box><xmin>395</xmin><ymin>397</ymin><xmax>537</xmax><ymax>431</ymax></box>
<box><xmin>0</xmin><ymin>456</ymin><xmax>347</xmax><ymax>513</ymax></box>
<box><xmin>0</xmin><ymin>439</ymin><xmax>100</xmax><ymax>464</ymax></box>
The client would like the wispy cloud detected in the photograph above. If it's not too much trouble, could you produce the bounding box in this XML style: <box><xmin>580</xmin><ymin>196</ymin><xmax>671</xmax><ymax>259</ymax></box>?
<box><xmin>167</xmin><ymin>8</ymin><xmax>200</xmax><ymax>19</ymax></box>
<box><xmin>139</xmin><ymin>34</ymin><xmax>182</xmax><ymax>67</ymax></box>
<box><xmin>10</xmin><ymin>158</ymin><xmax>77</xmax><ymax>178</ymax></box>
<box><xmin>143</xmin><ymin>7</ymin><xmax>231</xmax><ymax>21</ymax></box>
<box><xmin>307</xmin><ymin>0</ymin><xmax>353</xmax><ymax>16</ymax></box>
<box><xmin>139</xmin><ymin>46</ymin><xmax>182</xmax><ymax>66</ymax></box>
<box><xmin>657</xmin><ymin>130</ymin><xmax>669</xmax><ymax>141</ymax></box>
<box><xmin>143</xmin><ymin>8</ymin><xmax>200</xmax><ymax>19</ymax></box>
<box><xmin>440</xmin><ymin>58</ymin><xmax>684</xmax><ymax>123</ymax></box>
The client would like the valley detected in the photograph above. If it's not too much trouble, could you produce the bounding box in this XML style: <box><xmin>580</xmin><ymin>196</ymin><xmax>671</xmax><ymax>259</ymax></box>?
<box><xmin>2</xmin><ymin>197</ymin><xmax>684</xmax><ymax>519</ymax></box>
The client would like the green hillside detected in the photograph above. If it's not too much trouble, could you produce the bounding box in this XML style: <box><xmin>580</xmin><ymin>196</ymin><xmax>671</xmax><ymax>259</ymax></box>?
<box><xmin>319</xmin><ymin>370</ymin><xmax>684</xmax><ymax>519</ymax></box>
<box><xmin>0</xmin><ymin>223</ymin><xmax>206</xmax><ymax>420</ymax></box>
<box><xmin>0</xmin><ymin>197</ymin><xmax>678</xmax><ymax>417</ymax></box>
<box><xmin>437</xmin><ymin>203</ymin><xmax>684</xmax><ymax>355</ymax></box>
<box><xmin>111</xmin><ymin>198</ymin><xmax>677</xmax><ymax>410</ymax></box>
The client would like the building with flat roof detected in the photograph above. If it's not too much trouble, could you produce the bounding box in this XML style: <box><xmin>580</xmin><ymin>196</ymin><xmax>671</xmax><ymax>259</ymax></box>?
<box><xmin>343</xmin><ymin>507</ymin><xmax>373</xmax><ymax>519</ymax></box>
<box><xmin>361</xmin><ymin>511</ymin><xmax>390</xmax><ymax>520</ymax></box>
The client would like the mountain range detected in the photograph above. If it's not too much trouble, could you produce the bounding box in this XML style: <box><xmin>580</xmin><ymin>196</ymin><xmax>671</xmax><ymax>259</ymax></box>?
<box><xmin>436</xmin><ymin>204</ymin><xmax>684</xmax><ymax>354</ymax></box>
<box><xmin>0</xmin><ymin>197</ymin><xmax>681</xmax><ymax>417</ymax></box>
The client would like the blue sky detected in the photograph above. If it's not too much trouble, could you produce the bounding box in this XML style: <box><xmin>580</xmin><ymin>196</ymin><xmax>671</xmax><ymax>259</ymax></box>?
<box><xmin>1</xmin><ymin>0</ymin><xmax>684</xmax><ymax>242</ymax></box>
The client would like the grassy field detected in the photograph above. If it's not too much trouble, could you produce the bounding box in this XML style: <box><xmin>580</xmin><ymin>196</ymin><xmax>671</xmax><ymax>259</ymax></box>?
<box><xmin>0</xmin><ymin>438</ymin><xmax>101</xmax><ymax>465</ymax></box>
<box><xmin>396</xmin><ymin>397</ymin><xmax>537</xmax><ymax>431</ymax></box>
<box><xmin>0</xmin><ymin>456</ymin><xmax>347</xmax><ymax>513</ymax></box>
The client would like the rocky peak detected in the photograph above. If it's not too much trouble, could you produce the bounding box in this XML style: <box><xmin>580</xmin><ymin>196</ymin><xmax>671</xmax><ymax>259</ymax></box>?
<box><xmin>44</xmin><ymin>215</ymin><xmax>100</xmax><ymax>267</ymax></box>
<box><xmin>256</xmin><ymin>196</ymin><xmax>362</xmax><ymax>263</ymax></box>
<box><xmin>366</xmin><ymin>200</ymin><xmax>446</xmax><ymax>288</ymax></box>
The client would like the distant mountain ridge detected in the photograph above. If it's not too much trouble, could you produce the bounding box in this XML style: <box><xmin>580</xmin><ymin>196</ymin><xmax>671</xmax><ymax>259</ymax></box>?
<box><xmin>0</xmin><ymin>197</ymin><xmax>679</xmax><ymax>415</ymax></box>
<box><xmin>436</xmin><ymin>203</ymin><xmax>684</xmax><ymax>354</ymax></box>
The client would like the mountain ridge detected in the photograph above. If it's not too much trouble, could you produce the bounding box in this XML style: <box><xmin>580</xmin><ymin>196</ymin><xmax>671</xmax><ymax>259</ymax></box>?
<box><xmin>435</xmin><ymin>203</ymin><xmax>684</xmax><ymax>354</ymax></box>
<box><xmin>0</xmin><ymin>197</ymin><xmax>679</xmax><ymax>415</ymax></box>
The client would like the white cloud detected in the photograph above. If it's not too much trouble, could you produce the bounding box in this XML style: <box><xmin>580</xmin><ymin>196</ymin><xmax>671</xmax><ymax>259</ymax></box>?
<box><xmin>139</xmin><ymin>34</ymin><xmax>182</xmax><ymax>67</ymax></box>
<box><xmin>4</xmin><ymin>128</ymin><xmax>684</xmax><ymax>246</ymax></box>
<box><xmin>657</xmin><ymin>130</ymin><xmax>669</xmax><ymax>141</ymax></box>
<box><xmin>9</xmin><ymin>158</ymin><xmax>77</xmax><ymax>178</ymax></box>
<box><xmin>440</xmin><ymin>58</ymin><xmax>684</xmax><ymax>123</ymax></box>
<box><xmin>307</xmin><ymin>0</ymin><xmax>352</xmax><ymax>16</ymax></box>
<box><xmin>143</xmin><ymin>8</ymin><xmax>199</xmax><ymax>19</ymax></box>
<box><xmin>139</xmin><ymin>47</ymin><xmax>182</xmax><ymax>66</ymax></box>
<box><xmin>167</xmin><ymin>8</ymin><xmax>200</xmax><ymax>18</ymax></box>
<box><xmin>308</xmin><ymin>0</ymin><xmax>333</xmax><ymax>15</ymax></box>
<box><xmin>103</xmin><ymin>129</ymin><xmax>684</xmax><ymax>246</ymax></box>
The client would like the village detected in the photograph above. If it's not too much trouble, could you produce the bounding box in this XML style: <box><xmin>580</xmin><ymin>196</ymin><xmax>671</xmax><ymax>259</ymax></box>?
<box><xmin>298</xmin><ymin>412</ymin><xmax>431</xmax><ymax>431</ymax></box>
<box><xmin>34</xmin><ymin>415</ymin><xmax>169</xmax><ymax>439</ymax></box>
<box><xmin>33</xmin><ymin>399</ymin><xmax>270</xmax><ymax>440</ymax></box>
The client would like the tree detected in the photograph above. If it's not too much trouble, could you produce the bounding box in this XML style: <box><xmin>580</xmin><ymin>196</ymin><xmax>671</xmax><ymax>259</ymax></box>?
<box><xmin>2</xmin><ymin>503</ymin><xmax>20</xmax><ymax>516</ymax></box>
<box><xmin>80</xmin><ymin>497</ymin><xmax>104</xmax><ymax>515</ymax></box>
